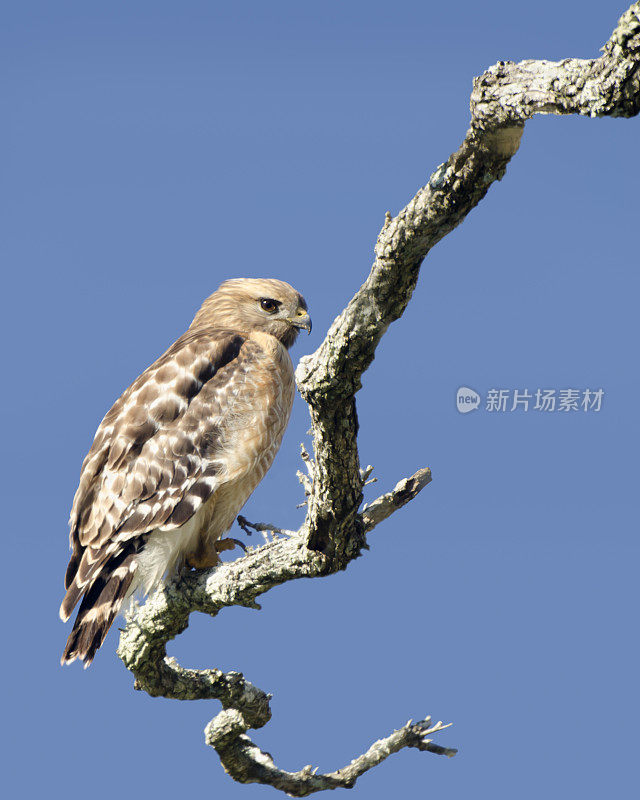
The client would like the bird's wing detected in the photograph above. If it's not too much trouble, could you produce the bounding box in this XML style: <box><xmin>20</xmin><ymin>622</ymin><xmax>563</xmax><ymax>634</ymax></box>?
<box><xmin>63</xmin><ymin>328</ymin><xmax>265</xmax><ymax>604</ymax></box>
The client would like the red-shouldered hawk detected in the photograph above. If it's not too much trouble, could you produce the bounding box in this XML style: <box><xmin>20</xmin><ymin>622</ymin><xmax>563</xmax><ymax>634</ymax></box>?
<box><xmin>60</xmin><ymin>278</ymin><xmax>311</xmax><ymax>666</ymax></box>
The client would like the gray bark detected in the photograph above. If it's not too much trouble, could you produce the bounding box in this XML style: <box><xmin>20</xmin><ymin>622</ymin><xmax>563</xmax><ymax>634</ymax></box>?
<box><xmin>118</xmin><ymin>4</ymin><xmax>640</xmax><ymax>794</ymax></box>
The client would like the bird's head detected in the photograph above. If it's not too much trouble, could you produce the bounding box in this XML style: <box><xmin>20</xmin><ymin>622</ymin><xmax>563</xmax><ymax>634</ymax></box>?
<box><xmin>190</xmin><ymin>278</ymin><xmax>311</xmax><ymax>349</ymax></box>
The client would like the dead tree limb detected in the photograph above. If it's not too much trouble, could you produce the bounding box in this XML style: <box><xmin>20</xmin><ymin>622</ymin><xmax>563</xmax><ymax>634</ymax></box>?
<box><xmin>119</xmin><ymin>4</ymin><xmax>640</xmax><ymax>793</ymax></box>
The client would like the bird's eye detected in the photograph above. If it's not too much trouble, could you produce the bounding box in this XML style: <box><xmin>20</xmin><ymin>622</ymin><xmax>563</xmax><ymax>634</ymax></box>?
<box><xmin>259</xmin><ymin>298</ymin><xmax>280</xmax><ymax>313</ymax></box>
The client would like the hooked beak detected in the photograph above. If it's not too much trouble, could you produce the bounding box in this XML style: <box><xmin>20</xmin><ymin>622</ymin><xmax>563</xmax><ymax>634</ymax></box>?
<box><xmin>289</xmin><ymin>310</ymin><xmax>312</xmax><ymax>334</ymax></box>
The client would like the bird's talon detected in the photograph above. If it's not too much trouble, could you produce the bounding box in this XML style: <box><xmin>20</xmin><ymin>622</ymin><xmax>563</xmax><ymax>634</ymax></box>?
<box><xmin>229</xmin><ymin>537</ymin><xmax>247</xmax><ymax>553</ymax></box>
<box><xmin>215</xmin><ymin>537</ymin><xmax>247</xmax><ymax>554</ymax></box>
<box><xmin>237</xmin><ymin>515</ymin><xmax>253</xmax><ymax>535</ymax></box>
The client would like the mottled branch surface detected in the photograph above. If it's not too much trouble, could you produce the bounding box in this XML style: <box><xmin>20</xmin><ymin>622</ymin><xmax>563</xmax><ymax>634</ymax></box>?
<box><xmin>119</xmin><ymin>4</ymin><xmax>639</xmax><ymax>794</ymax></box>
<box><xmin>204</xmin><ymin>715</ymin><xmax>456</xmax><ymax>797</ymax></box>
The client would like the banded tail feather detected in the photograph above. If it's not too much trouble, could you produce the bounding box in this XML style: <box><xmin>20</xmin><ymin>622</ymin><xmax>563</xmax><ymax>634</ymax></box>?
<box><xmin>60</xmin><ymin>543</ymin><xmax>118</xmax><ymax>623</ymax></box>
<box><xmin>60</xmin><ymin>540</ymin><xmax>142</xmax><ymax>667</ymax></box>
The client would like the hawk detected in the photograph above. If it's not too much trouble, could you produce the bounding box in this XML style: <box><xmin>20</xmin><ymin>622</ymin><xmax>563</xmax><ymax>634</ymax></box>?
<box><xmin>60</xmin><ymin>278</ymin><xmax>311</xmax><ymax>666</ymax></box>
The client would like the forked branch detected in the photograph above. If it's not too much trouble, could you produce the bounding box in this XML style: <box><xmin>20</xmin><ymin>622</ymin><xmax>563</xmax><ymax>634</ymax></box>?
<box><xmin>119</xmin><ymin>4</ymin><xmax>640</xmax><ymax>792</ymax></box>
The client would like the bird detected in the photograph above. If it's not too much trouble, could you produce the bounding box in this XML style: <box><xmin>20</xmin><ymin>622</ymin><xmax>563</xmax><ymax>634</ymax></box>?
<box><xmin>60</xmin><ymin>278</ymin><xmax>311</xmax><ymax>666</ymax></box>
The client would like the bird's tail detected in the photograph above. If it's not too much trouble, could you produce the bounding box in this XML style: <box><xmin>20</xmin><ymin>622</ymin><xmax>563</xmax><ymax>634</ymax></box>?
<box><xmin>60</xmin><ymin>541</ymin><xmax>139</xmax><ymax>667</ymax></box>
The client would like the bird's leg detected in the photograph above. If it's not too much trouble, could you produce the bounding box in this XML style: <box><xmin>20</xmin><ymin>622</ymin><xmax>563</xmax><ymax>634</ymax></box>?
<box><xmin>186</xmin><ymin>535</ymin><xmax>221</xmax><ymax>570</ymax></box>
<box><xmin>186</xmin><ymin>535</ymin><xmax>247</xmax><ymax>570</ymax></box>
<box><xmin>186</xmin><ymin>549</ymin><xmax>219</xmax><ymax>570</ymax></box>
<box><xmin>236</xmin><ymin>515</ymin><xmax>295</xmax><ymax>541</ymax></box>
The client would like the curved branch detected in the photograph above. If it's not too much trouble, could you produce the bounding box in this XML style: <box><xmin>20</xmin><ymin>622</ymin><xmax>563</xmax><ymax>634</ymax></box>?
<box><xmin>118</xmin><ymin>536</ymin><xmax>326</xmax><ymax>706</ymax></box>
<box><xmin>205</xmin><ymin>713</ymin><xmax>456</xmax><ymax>797</ymax></box>
<box><xmin>295</xmin><ymin>1</ymin><xmax>640</xmax><ymax>557</ymax></box>
<box><xmin>119</xmin><ymin>4</ymin><xmax>640</xmax><ymax>793</ymax></box>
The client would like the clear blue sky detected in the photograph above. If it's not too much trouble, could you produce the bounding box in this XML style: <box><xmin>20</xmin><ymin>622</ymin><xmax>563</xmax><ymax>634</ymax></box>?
<box><xmin>3</xmin><ymin>2</ymin><xmax>638</xmax><ymax>798</ymax></box>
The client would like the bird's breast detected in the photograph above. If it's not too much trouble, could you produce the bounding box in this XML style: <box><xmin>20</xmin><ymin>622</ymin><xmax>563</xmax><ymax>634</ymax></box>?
<box><xmin>197</xmin><ymin>333</ymin><xmax>295</xmax><ymax>543</ymax></box>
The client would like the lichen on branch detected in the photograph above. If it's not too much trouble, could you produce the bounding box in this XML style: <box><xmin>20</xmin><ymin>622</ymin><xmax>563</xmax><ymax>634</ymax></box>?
<box><xmin>119</xmin><ymin>3</ymin><xmax>640</xmax><ymax>793</ymax></box>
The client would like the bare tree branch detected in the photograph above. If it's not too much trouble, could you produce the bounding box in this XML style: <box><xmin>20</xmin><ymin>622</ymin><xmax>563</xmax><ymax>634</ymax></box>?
<box><xmin>119</xmin><ymin>3</ymin><xmax>639</xmax><ymax>792</ymax></box>
<box><xmin>295</xmin><ymin>1</ymin><xmax>640</xmax><ymax>559</ymax></box>
<box><xmin>361</xmin><ymin>468</ymin><xmax>432</xmax><ymax>533</ymax></box>
<box><xmin>205</xmin><ymin>715</ymin><xmax>456</xmax><ymax>797</ymax></box>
